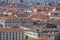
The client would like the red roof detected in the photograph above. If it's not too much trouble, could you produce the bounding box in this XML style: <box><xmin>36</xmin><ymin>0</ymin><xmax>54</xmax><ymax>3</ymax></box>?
<box><xmin>24</xmin><ymin>25</ymin><xmax>39</xmax><ymax>29</ymax></box>
<box><xmin>0</xmin><ymin>28</ymin><xmax>23</xmax><ymax>32</ymax></box>
<box><xmin>49</xmin><ymin>11</ymin><xmax>60</xmax><ymax>13</ymax></box>
<box><xmin>38</xmin><ymin>11</ymin><xmax>46</xmax><ymax>14</ymax></box>
<box><xmin>26</xmin><ymin>36</ymin><xmax>49</xmax><ymax>40</ymax></box>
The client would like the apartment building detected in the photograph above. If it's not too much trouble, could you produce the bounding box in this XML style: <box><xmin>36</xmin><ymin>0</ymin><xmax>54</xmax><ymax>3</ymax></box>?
<box><xmin>54</xmin><ymin>33</ymin><xmax>60</xmax><ymax>40</ymax></box>
<box><xmin>19</xmin><ymin>25</ymin><xmax>42</xmax><ymax>39</ymax></box>
<box><xmin>0</xmin><ymin>28</ymin><xmax>24</xmax><ymax>40</ymax></box>
<box><xmin>0</xmin><ymin>10</ymin><xmax>37</xmax><ymax>28</ymax></box>
<box><xmin>48</xmin><ymin>7</ymin><xmax>60</xmax><ymax>19</ymax></box>
<box><xmin>26</xmin><ymin>35</ymin><xmax>51</xmax><ymax>40</ymax></box>
<box><xmin>48</xmin><ymin>11</ymin><xmax>60</xmax><ymax>19</ymax></box>
<box><xmin>0</xmin><ymin>19</ymin><xmax>35</xmax><ymax>28</ymax></box>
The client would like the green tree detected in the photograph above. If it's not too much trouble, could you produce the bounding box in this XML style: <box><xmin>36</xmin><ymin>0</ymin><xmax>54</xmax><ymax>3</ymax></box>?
<box><xmin>4</xmin><ymin>14</ymin><xmax>8</xmax><ymax>16</ymax></box>
<box><xmin>25</xmin><ymin>35</ymin><xmax>28</xmax><ymax>40</ymax></box>
<box><xmin>45</xmin><ymin>23</ymin><xmax>57</xmax><ymax>28</ymax></box>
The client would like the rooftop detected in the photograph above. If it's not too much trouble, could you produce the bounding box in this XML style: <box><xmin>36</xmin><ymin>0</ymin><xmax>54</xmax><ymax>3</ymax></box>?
<box><xmin>24</xmin><ymin>25</ymin><xmax>40</xmax><ymax>30</ymax></box>
<box><xmin>0</xmin><ymin>28</ymin><xmax>23</xmax><ymax>32</ymax></box>
<box><xmin>49</xmin><ymin>11</ymin><xmax>60</xmax><ymax>13</ymax></box>
<box><xmin>26</xmin><ymin>35</ymin><xmax>50</xmax><ymax>40</ymax></box>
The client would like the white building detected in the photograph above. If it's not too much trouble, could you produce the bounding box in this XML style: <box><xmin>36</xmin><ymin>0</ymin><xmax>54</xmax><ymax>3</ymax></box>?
<box><xmin>24</xmin><ymin>30</ymin><xmax>41</xmax><ymax>39</ymax></box>
<box><xmin>20</xmin><ymin>25</ymin><xmax>42</xmax><ymax>39</ymax></box>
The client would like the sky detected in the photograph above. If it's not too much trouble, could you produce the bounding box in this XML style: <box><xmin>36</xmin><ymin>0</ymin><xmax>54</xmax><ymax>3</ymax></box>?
<box><xmin>0</xmin><ymin>0</ymin><xmax>60</xmax><ymax>2</ymax></box>
<box><xmin>1</xmin><ymin>0</ymin><xmax>20</xmax><ymax>2</ymax></box>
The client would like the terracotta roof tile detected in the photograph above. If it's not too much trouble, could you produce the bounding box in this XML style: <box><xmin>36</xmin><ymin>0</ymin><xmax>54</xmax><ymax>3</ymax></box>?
<box><xmin>0</xmin><ymin>28</ymin><xmax>23</xmax><ymax>32</ymax></box>
<box><xmin>27</xmin><ymin>36</ymin><xmax>49</xmax><ymax>40</ymax></box>
<box><xmin>24</xmin><ymin>25</ymin><xmax>39</xmax><ymax>29</ymax></box>
<box><xmin>49</xmin><ymin>11</ymin><xmax>60</xmax><ymax>13</ymax></box>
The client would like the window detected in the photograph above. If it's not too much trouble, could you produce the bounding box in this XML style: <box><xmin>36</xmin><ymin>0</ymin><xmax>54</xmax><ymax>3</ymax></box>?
<box><xmin>6</xmin><ymin>33</ymin><xmax>8</xmax><ymax>40</ymax></box>
<box><xmin>0</xmin><ymin>33</ymin><xmax>1</xmax><ymax>40</ymax></box>
<box><xmin>9</xmin><ymin>33</ymin><xmax>11</xmax><ymax>40</ymax></box>
<box><xmin>16</xmin><ymin>32</ymin><xmax>17</xmax><ymax>40</ymax></box>
<box><xmin>33</xmin><ymin>22</ymin><xmax>37</xmax><ymax>25</ymax></box>
<box><xmin>54</xmin><ymin>13</ymin><xmax>58</xmax><ymax>16</ymax></box>
<box><xmin>12</xmin><ymin>32</ymin><xmax>14</xmax><ymax>40</ymax></box>
<box><xmin>19</xmin><ymin>33</ymin><xmax>20</xmax><ymax>40</ymax></box>
<box><xmin>3</xmin><ymin>33</ymin><xmax>5</xmax><ymax>40</ymax></box>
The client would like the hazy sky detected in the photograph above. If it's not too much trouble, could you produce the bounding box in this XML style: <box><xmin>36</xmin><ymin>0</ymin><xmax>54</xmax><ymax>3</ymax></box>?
<box><xmin>1</xmin><ymin>0</ymin><xmax>60</xmax><ymax>2</ymax></box>
<box><xmin>1</xmin><ymin>0</ymin><xmax>20</xmax><ymax>2</ymax></box>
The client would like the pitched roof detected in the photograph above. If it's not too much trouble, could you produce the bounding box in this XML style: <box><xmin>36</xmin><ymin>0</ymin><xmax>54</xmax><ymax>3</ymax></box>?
<box><xmin>0</xmin><ymin>28</ymin><xmax>23</xmax><ymax>32</ymax></box>
<box><xmin>49</xmin><ymin>11</ymin><xmax>60</xmax><ymax>13</ymax></box>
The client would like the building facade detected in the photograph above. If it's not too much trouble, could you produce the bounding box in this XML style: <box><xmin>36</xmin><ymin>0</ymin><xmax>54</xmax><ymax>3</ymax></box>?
<box><xmin>0</xmin><ymin>20</ymin><xmax>34</xmax><ymax>28</ymax></box>
<box><xmin>55</xmin><ymin>34</ymin><xmax>60</xmax><ymax>40</ymax></box>
<box><xmin>0</xmin><ymin>28</ymin><xmax>24</xmax><ymax>40</ymax></box>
